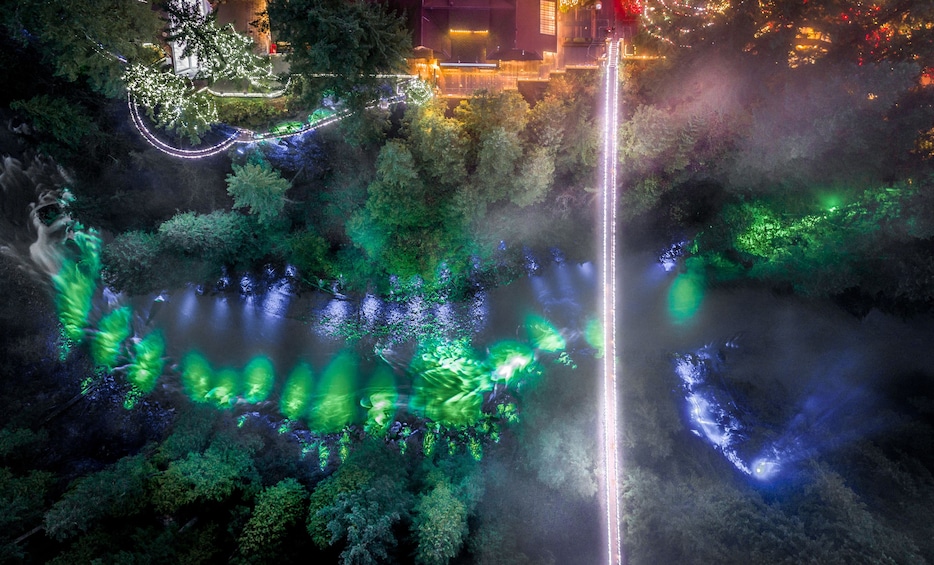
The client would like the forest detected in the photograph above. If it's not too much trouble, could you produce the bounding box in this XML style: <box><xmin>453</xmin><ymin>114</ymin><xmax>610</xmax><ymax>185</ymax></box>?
<box><xmin>1</xmin><ymin>0</ymin><xmax>934</xmax><ymax>563</ymax></box>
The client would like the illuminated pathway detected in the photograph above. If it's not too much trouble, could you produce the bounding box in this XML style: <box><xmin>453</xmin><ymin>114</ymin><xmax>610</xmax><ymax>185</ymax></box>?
<box><xmin>128</xmin><ymin>93</ymin><xmax>409</xmax><ymax>159</ymax></box>
<box><xmin>600</xmin><ymin>37</ymin><xmax>622</xmax><ymax>565</ymax></box>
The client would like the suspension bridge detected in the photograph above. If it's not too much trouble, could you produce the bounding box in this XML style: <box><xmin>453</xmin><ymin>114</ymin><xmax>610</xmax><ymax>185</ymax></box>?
<box><xmin>600</xmin><ymin>35</ymin><xmax>623</xmax><ymax>565</ymax></box>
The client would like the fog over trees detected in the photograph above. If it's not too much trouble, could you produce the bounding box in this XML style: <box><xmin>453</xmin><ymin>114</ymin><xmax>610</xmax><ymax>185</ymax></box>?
<box><xmin>1</xmin><ymin>0</ymin><xmax>934</xmax><ymax>563</ymax></box>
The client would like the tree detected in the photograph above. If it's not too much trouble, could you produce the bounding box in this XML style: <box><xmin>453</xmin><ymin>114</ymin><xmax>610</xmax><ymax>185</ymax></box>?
<box><xmin>366</xmin><ymin>141</ymin><xmax>430</xmax><ymax>229</ymax></box>
<box><xmin>238</xmin><ymin>478</ymin><xmax>308</xmax><ymax>558</ymax></box>
<box><xmin>226</xmin><ymin>163</ymin><xmax>292</xmax><ymax>226</ymax></box>
<box><xmin>3</xmin><ymin>0</ymin><xmax>163</xmax><ymax>96</ymax></box>
<box><xmin>124</xmin><ymin>64</ymin><xmax>217</xmax><ymax>144</ymax></box>
<box><xmin>102</xmin><ymin>230</ymin><xmax>163</xmax><ymax>294</ymax></box>
<box><xmin>266</xmin><ymin>0</ymin><xmax>411</xmax><ymax>105</ymax></box>
<box><xmin>512</xmin><ymin>147</ymin><xmax>555</xmax><ymax>208</ymax></box>
<box><xmin>307</xmin><ymin>442</ymin><xmax>413</xmax><ymax>564</ymax></box>
<box><xmin>412</xmin><ymin>482</ymin><xmax>468</xmax><ymax>565</ymax></box>
<box><xmin>404</xmin><ymin>101</ymin><xmax>469</xmax><ymax>195</ymax></box>
<box><xmin>153</xmin><ymin>437</ymin><xmax>260</xmax><ymax>514</ymax></box>
<box><xmin>44</xmin><ymin>454</ymin><xmax>152</xmax><ymax>541</ymax></box>
<box><xmin>164</xmin><ymin>0</ymin><xmax>275</xmax><ymax>87</ymax></box>
<box><xmin>454</xmin><ymin>90</ymin><xmax>529</xmax><ymax>146</ymax></box>
<box><xmin>9</xmin><ymin>95</ymin><xmax>96</xmax><ymax>155</ymax></box>
<box><xmin>157</xmin><ymin>210</ymin><xmax>253</xmax><ymax>264</ymax></box>
<box><xmin>454</xmin><ymin>127</ymin><xmax>521</xmax><ymax>220</ymax></box>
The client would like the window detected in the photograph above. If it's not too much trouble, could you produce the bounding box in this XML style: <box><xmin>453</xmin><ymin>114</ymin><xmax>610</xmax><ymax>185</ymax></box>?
<box><xmin>540</xmin><ymin>0</ymin><xmax>557</xmax><ymax>36</ymax></box>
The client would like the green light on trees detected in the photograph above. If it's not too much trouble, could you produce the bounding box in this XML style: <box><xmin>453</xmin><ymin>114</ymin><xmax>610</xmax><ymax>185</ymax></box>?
<box><xmin>525</xmin><ymin>314</ymin><xmax>566</xmax><ymax>352</ymax></box>
<box><xmin>362</xmin><ymin>365</ymin><xmax>398</xmax><ymax>436</ymax></box>
<box><xmin>126</xmin><ymin>330</ymin><xmax>165</xmax><ymax>393</ymax></box>
<box><xmin>91</xmin><ymin>306</ymin><xmax>132</xmax><ymax>369</ymax></box>
<box><xmin>242</xmin><ymin>356</ymin><xmax>275</xmax><ymax>403</ymax></box>
<box><xmin>311</xmin><ymin>351</ymin><xmax>359</xmax><ymax>433</ymax></box>
<box><xmin>207</xmin><ymin>368</ymin><xmax>240</xmax><ymax>408</ymax></box>
<box><xmin>584</xmin><ymin>317</ymin><xmax>604</xmax><ymax>358</ymax></box>
<box><xmin>486</xmin><ymin>341</ymin><xmax>536</xmax><ymax>385</ymax></box>
<box><xmin>181</xmin><ymin>351</ymin><xmax>214</xmax><ymax>403</ymax></box>
<box><xmin>410</xmin><ymin>340</ymin><xmax>491</xmax><ymax>426</ymax></box>
<box><xmin>280</xmin><ymin>362</ymin><xmax>314</xmax><ymax>421</ymax></box>
<box><xmin>53</xmin><ymin>230</ymin><xmax>102</xmax><ymax>344</ymax></box>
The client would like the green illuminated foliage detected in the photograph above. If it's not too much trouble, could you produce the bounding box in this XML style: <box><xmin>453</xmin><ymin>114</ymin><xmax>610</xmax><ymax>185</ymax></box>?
<box><xmin>53</xmin><ymin>230</ymin><xmax>102</xmax><ymax>344</ymax></box>
<box><xmin>242</xmin><ymin>356</ymin><xmax>275</xmax><ymax>404</ymax></box>
<box><xmin>454</xmin><ymin>90</ymin><xmax>530</xmax><ymax>143</ymax></box>
<box><xmin>463</xmin><ymin>127</ymin><xmax>522</xmax><ymax>217</ymax></box>
<box><xmin>362</xmin><ymin>365</ymin><xmax>398</xmax><ymax>436</ymax></box>
<box><xmin>411</xmin><ymin>340</ymin><xmax>491</xmax><ymax>426</ymax></box>
<box><xmin>525</xmin><ymin>314</ymin><xmax>566</xmax><ymax>353</ymax></box>
<box><xmin>512</xmin><ymin>147</ymin><xmax>555</xmax><ymax>208</ymax></box>
<box><xmin>91</xmin><ymin>306</ymin><xmax>132</xmax><ymax>369</ymax></box>
<box><xmin>307</xmin><ymin>442</ymin><xmax>414</xmax><ymax>564</ymax></box>
<box><xmin>280</xmin><ymin>362</ymin><xmax>314</xmax><ymax>420</ymax></box>
<box><xmin>126</xmin><ymin>331</ymin><xmax>165</xmax><ymax>393</ymax></box>
<box><xmin>692</xmin><ymin>181</ymin><xmax>934</xmax><ymax>298</ymax></box>
<box><xmin>307</xmin><ymin>467</ymin><xmax>373</xmax><ymax>547</ymax></box>
<box><xmin>208</xmin><ymin>368</ymin><xmax>240</xmax><ymax>408</ymax></box>
<box><xmin>486</xmin><ymin>341</ymin><xmax>537</xmax><ymax>385</ymax></box>
<box><xmin>404</xmin><ymin>100</ymin><xmax>468</xmax><ymax>194</ymax></box>
<box><xmin>181</xmin><ymin>351</ymin><xmax>214</xmax><ymax>403</ymax></box>
<box><xmin>584</xmin><ymin>317</ymin><xmax>604</xmax><ymax>358</ymax></box>
<box><xmin>366</xmin><ymin>141</ymin><xmax>430</xmax><ymax>230</ymax></box>
<box><xmin>226</xmin><ymin>163</ymin><xmax>291</xmax><ymax>226</ymax></box>
<box><xmin>311</xmin><ymin>352</ymin><xmax>359</xmax><ymax>433</ymax></box>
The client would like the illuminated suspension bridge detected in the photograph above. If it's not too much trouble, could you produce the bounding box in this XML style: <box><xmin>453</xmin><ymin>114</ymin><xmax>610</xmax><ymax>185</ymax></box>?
<box><xmin>600</xmin><ymin>36</ymin><xmax>622</xmax><ymax>565</ymax></box>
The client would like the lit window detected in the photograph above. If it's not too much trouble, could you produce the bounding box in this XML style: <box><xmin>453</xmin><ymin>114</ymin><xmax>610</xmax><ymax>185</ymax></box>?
<box><xmin>540</xmin><ymin>1</ymin><xmax>556</xmax><ymax>35</ymax></box>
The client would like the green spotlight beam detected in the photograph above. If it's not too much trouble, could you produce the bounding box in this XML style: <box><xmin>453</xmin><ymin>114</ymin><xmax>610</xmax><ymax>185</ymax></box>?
<box><xmin>311</xmin><ymin>351</ymin><xmax>358</xmax><ymax>433</ymax></box>
<box><xmin>126</xmin><ymin>330</ymin><xmax>165</xmax><ymax>393</ymax></box>
<box><xmin>242</xmin><ymin>356</ymin><xmax>275</xmax><ymax>403</ymax></box>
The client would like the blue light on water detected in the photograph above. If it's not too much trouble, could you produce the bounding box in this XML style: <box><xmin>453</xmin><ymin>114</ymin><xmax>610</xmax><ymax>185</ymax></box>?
<box><xmin>674</xmin><ymin>345</ymin><xmax>752</xmax><ymax>476</ymax></box>
<box><xmin>361</xmin><ymin>293</ymin><xmax>381</xmax><ymax>330</ymax></box>
<box><xmin>752</xmin><ymin>457</ymin><xmax>781</xmax><ymax>481</ymax></box>
<box><xmin>659</xmin><ymin>240</ymin><xmax>687</xmax><ymax>272</ymax></box>
<box><xmin>240</xmin><ymin>275</ymin><xmax>253</xmax><ymax>295</ymax></box>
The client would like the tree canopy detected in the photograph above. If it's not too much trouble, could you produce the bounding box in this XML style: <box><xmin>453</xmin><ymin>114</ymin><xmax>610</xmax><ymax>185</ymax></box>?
<box><xmin>266</xmin><ymin>0</ymin><xmax>411</xmax><ymax>105</ymax></box>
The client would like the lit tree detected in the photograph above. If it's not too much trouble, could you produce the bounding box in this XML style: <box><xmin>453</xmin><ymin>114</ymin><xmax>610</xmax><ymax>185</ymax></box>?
<box><xmin>124</xmin><ymin>64</ymin><xmax>217</xmax><ymax>144</ymax></box>
<box><xmin>165</xmin><ymin>0</ymin><xmax>276</xmax><ymax>87</ymax></box>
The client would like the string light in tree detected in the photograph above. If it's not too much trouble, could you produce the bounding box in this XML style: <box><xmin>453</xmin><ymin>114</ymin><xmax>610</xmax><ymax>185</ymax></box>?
<box><xmin>124</xmin><ymin>64</ymin><xmax>217</xmax><ymax>144</ymax></box>
<box><xmin>640</xmin><ymin>0</ymin><xmax>730</xmax><ymax>47</ymax></box>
